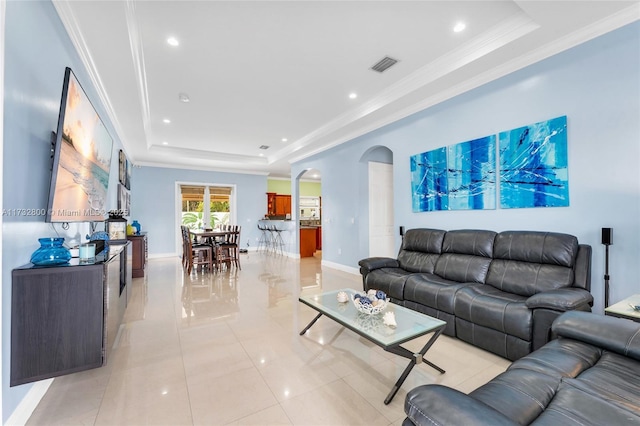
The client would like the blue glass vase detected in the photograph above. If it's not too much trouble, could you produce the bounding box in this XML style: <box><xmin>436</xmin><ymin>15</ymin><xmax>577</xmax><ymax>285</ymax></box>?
<box><xmin>132</xmin><ymin>220</ymin><xmax>141</xmax><ymax>234</ymax></box>
<box><xmin>30</xmin><ymin>237</ymin><xmax>72</xmax><ymax>266</ymax></box>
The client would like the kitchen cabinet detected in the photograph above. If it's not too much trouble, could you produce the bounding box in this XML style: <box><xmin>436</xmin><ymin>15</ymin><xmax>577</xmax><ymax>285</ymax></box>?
<box><xmin>266</xmin><ymin>193</ymin><xmax>291</xmax><ymax>216</ymax></box>
<box><xmin>316</xmin><ymin>226</ymin><xmax>322</xmax><ymax>251</ymax></box>
<box><xmin>300</xmin><ymin>228</ymin><xmax>317</xmax><ymax>257</ymax></box>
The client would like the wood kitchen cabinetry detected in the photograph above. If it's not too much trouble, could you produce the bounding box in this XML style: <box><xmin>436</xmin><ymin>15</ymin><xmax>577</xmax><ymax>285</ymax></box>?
<box><xmin>266</xmin><ymin>192</ymin><xmax>291</xmax><ymax>216</ymax></box>
<box><xmin>316</xmin><ymin>226</ymin><xmax>322</xmax><ymax>251</ymax></box>
<box><xmin>300</xmin><ymin>228</ymin><xmax>317</xmax><ymax>257</ymax></box>
<box><xmin>10</xmin><ymin>244</ymin><xmax>131</xmax><ymax>386</ymax></box>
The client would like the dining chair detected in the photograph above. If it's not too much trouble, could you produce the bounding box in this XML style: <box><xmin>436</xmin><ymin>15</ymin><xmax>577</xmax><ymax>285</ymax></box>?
<box><xmin>219</xmin><ymin>226</ymin><xmax>241</xmax><ymax>270</ymax></box>
<box><xmin>182</xmin><ymin>226</ymin><xmax>214</xmax><ymax>274</ymax></box>
<box><xmin>180</xmin><ymin>226</ymin><xmax>190</xmax><ymax>269</ymax></box>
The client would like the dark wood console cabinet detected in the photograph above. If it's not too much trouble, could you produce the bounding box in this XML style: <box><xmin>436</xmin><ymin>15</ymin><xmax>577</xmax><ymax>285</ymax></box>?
<box><xmin>127</xmin><ymin>233</ymin><xmax>147</xmax><ymax>278</ymax></box>
<box><xmin>10</xmin><ymin>243</ymin><xmax>131</xmax><ymax>386</ymax></box>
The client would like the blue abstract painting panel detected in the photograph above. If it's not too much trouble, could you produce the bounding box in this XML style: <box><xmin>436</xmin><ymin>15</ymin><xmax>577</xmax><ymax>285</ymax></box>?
<box><xmin>447</xmin><ymin>136</ymin><xmax>496</xmax><ymax>210</ymax></box>
<box><xmin>499</xmin><ymin>116</ymin><xmax>569</xmax><ymax>209</ymax></box>
<box><xmin>410</xmin><ymin>147</ymin><xmax>447</xmax><ymax>212</ymax></box>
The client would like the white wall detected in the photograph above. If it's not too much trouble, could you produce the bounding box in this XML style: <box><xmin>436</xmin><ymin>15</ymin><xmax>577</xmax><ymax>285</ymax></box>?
<box><xmin>292</xmin><ymin>21</ymin><xmax>640</xmax><ymax>314</ymax></box>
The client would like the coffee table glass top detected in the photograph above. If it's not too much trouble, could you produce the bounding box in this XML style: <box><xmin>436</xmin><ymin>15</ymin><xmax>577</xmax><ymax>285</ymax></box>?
<box><xmin>299</xmin><ymin>289</ymin><xmax>446</xmax><ymax>348</ymax></box>
<box><xmin>605</xmin><ymin>293</ymin><xmax>640</xmax><ymax>321</ymax></box>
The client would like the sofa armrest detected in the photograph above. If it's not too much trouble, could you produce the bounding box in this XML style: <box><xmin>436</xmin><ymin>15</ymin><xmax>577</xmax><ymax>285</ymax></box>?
<box><xmin>358</xmin><ymin>257</ymin><xmax>399</xmax><ymax>274</ymax></box>
<box><xmin>552</xmin><ymin>311</ymin><xmax>640</xmax><ymax>361</ymax></box>
<box><xmin>525</xmin><ymin>288</ymin><xmax>593</xmax><ymax>311</ymax></box>
<box><xmin>405</xmin><ymin>385</ymin><xmax>518</xmax><ymax>426</ymax></box>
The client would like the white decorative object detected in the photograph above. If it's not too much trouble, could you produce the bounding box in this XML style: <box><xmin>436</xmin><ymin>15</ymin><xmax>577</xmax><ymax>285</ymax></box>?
<box><xmin>352</xmin><ymin>290</ymin><xmax>388</xmax><ymax>315</ymax></box>
<box><xmin>337</xmin><ymin>291</ymin><xmax>349</xmax><ymax>303</ymax></box>
<box><xmin>383</xmin><ymin>311</ymin><xmax>397</xmax><ymax>328</ymax></box>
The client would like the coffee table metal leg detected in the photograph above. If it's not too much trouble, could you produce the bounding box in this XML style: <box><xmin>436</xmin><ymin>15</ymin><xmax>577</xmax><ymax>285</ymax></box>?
<box><xmin>299</xmin><ymin>313</ymin><xmax>323</xmax><ymax>335</ymax></box>
<box><xmin>383</xmin><ymin>327</ymin><xmax>445</xmax><ymax>405</ymax></box>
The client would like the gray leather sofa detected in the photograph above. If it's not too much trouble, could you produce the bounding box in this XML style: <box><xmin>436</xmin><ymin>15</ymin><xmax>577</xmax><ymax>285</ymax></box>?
<box><xmin>403</xmin><ymin>311</ymin><xmax>640</xmax><ymax>426</ymax></box>
<box><xmin>358</xmin><ymin>229</ymin><xmax>592</xmax><ymax>360</ymax></box>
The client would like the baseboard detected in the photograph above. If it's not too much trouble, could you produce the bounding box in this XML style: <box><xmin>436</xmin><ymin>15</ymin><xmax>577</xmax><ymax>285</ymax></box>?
<box><xmin>321</xmin><ymin>260</ymin><xmax>360</xmax><ymax>275</ymax></box>
<box><xmin>148</xmin><ymin>252</ymin><xmax>177</xmax><ymax>259</ymax></box>
<box><xmin>6</xmin><ymin>379</ymin><xmax>54</xmax><ymax>426</ymax></box>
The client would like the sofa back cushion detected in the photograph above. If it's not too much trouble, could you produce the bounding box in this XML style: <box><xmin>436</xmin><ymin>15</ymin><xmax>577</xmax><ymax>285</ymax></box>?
<box><xmin>434</xmin><ymin>230</ymin><xmax>496</xmax><ymax>283</ymax></box>
<box><xmin>486</xmin><ymin>231</ymin><xmax>579</xmax><ymax>296</ymax></box>
<box><xmin>397</xmin><ymin>229</ymin><xmax>445</xmax><ymax>273</ymax></box>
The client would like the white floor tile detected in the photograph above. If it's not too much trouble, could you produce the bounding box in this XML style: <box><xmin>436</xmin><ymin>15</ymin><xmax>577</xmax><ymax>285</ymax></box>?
<box><xmin>26</xmin><ymin>253</ymin><xmax>509</xmax><ymax>425</ymax></box>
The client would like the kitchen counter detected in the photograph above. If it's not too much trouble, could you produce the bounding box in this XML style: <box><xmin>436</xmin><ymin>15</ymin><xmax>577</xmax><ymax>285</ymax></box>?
<box><xmin>258</xmin><ymin>219</ymin><xmax>296</xmax><ymax>254</ymax></box>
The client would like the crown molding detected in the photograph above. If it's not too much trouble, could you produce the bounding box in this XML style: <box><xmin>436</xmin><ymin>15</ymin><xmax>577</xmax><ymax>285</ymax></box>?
<box><xmin>135</xmin><ymin>160</ymin><xmax>270</xmax><ymax>176</ymax></box>
<box><xmin>124</xmin><ymin>0</ymin><xmax>152</xmax><ymax>148</ymax></box>
<box><xmin>52</xmin><ymin>1</ymin><xmax>129</xmax><ymax>154</ymax></box>
<box><xmin>287</xmin><ymin>5</ymin><xmax>640</xmax><ymax>165</ymax></box>
<box><xmin>149</xmin><ymin>144</ymin><xmax>269</xmax><ymax>164</ymax></box>
<box><xmin>275</xmin><ymin>12</ymin><xmax>539</xmax><ymax>164</ymax></box>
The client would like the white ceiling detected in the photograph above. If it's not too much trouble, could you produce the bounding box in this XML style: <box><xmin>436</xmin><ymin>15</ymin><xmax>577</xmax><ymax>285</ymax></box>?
<box><xmin>53</xmin><ymin>1</ymin><xmax>639</xmax><ymax>178</ymax></box>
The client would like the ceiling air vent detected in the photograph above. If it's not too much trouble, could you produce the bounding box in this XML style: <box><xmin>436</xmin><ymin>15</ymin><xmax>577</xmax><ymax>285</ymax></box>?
<box><xmin>259</xmin><ymin>145</ymin><xmax>270</xmax><ymax>150</ymax></box>
<box><xmin>371</xmin><ymin>56</ymin><xmax>398</xmax><ymax>73</ymax></box>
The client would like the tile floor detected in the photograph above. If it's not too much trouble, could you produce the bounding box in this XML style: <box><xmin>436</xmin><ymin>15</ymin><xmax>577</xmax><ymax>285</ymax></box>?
<box><xmin>26</xmin><ymin>252</ymin><xmax>510</xmax><ymax>425</ymax></box>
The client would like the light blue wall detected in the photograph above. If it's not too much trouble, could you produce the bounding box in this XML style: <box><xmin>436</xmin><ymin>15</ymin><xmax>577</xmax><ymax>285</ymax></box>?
<box><xmin>2</xmin><ymin>1</ymin><xmax>128</xmax><ymax>421</ymax></box>
<box><xmin>292</xmin><ymin>22</ymin><xmax>640</xmax><ymax>314</ymax></box>
<box><xmin>131</xmin><ymin>166</ymin><xmax>267</xmax><ymax>255</ymax></box>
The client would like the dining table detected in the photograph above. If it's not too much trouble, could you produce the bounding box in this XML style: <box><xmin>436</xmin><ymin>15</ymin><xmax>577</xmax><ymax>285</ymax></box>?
<box><xmin>190</xmin><ymin>229</ymin><xmax>235</xmax><ymax>245</ymax></box>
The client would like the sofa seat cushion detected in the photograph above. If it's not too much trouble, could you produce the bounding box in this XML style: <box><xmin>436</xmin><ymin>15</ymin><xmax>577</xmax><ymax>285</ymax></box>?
<box><xmin>471</xmin><ymin>343</ymin><xmax>640</xmax><ymax>425</ymax></box>
<box><xmin>363</xmin><ymin>268</ymin><xmax>413</xmax><ymax>300</ymax></box>
<box><xmin>455</xmin><ymin>285</ymin><xmax>531</xmax><ymax>340</ymax></box>
<box><xmin>572</xmin><ymin>352</ymin><xmax>640</xmax><ymax>416</ymax></box>
<box><xmin>531</xmin><ymin>380</ymin><xmax>640</xmax><ymax>425</ymax></box>
<box><xmin>470</xmin><ymin>368</ymin><xmax>560</xmax><ymax>424</ymax></box>
<box><xmin>404</xmin><ymin>273</ymin><xmax>478</xmax><ymax>314</ymax></box>
<box><xmin>477</xmin><ymin>340</ymin><xmax>640</xmax><ymax>424</ymax></box>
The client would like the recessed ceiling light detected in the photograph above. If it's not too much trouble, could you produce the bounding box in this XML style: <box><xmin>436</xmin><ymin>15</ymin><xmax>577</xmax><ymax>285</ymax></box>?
<box><xmin>167</xmin><ymin>37</ymin><xmax>179</xmax><ymax>46</ymax></box>
<box><xmin>453</xmin><ymin>22</ymin><xmax>466</xmax><ymax>33</ymax></box>
<box><xmin>281</xmin><ymin>138</ymin><xmax>288</xmax><ymax>143</ymax></box>
<box><xmin>162</xmin><ymin>118</ymin><xmax>171</xmax><ymax>124</ymax></box>
<box><xmin>162</xmin><ymin>141</ymin><xmax>168</xmax><ymax>145</ymax></box>
<box><xmin>259</xmin><ymin>153</ymin><xmax>264</xmax><ymax>157</ymax></box>
<box><xmin>178</xmin><ymin>93</ymin><xmax>190</xmax><ymax>103</ymax></box>
<box><xmin>349</xmin><ymin>93</ymin><xmax>357</xmax><ymax>99</ymax></box>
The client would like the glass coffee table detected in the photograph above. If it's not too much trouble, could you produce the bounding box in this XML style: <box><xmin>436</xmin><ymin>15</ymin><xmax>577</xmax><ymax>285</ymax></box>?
<box><xmin>299</xmin><ymin>289</ymin><xmax>446</xmax><ymax>404</ymax></box>
<box><xmin>605</xmin><ymin>294</ymin><xmax>640</xmax><ymax>323</ymax></box>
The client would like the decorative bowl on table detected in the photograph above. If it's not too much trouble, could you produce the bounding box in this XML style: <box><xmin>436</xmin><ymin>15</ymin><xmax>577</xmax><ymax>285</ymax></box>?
<box><xmin>352</xmin><ymin>289</ymin><xmax>388</xmax><ymax>315</ymax></box>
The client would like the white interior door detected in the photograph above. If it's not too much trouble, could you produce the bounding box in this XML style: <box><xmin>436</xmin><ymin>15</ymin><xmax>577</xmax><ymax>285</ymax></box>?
<box><xmin>368</xmin><ymin>162</ymin><xmax>395</xmax><ymax>257</ymax></box>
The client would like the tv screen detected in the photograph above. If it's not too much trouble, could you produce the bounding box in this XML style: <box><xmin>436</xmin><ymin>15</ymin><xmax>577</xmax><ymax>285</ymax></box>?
<box><xmin>46</xmin><ymin>67</ymin><xmax>114</xmax><ymax>222</ymax></box>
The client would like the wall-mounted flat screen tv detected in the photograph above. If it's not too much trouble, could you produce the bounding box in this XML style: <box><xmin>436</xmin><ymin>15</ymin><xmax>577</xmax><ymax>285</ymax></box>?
<box><xmin>46</xmin><ymin>67</ymin><xmax>113</xmax><ymax>222</ymax></box>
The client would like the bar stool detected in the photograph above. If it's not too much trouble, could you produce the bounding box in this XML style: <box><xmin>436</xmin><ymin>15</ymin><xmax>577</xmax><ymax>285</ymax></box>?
<box><xmin>272</xmin><ymin>222</ymin><xmax>285</xmax><ymax>256</ymax></box>
<box><xmin>257</xmin><ymin>222</ymin><xmax>269</xmax><ymax>252</ymax></box>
